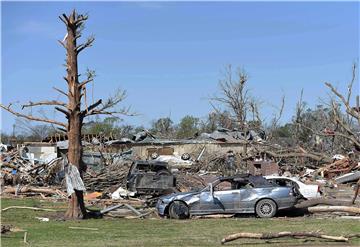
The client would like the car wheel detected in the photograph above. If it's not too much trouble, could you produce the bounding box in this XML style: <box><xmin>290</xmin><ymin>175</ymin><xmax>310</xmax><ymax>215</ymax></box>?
<box><xmin>151</xmin><ymin>152</ymin><xmax>159</xmax><ymax>159</ymax></box>
<box><xmin>169</xmin><ymin>201</ymin><xmax>189</xmax><ymax>219</ymax></box>
<box><xmin>156</xmin><ymin>170</ymin><xmax>171</xmax><ymax>176</ymax></box>
<box><xmin>181</xmin><ymin>153</ymin><xmax>190</xmax><ymax>160</ymax></box>
<box><xmin>255</xmin><ymin>199</ymin><xmax>277</xmax><ymax>218</ymax></box>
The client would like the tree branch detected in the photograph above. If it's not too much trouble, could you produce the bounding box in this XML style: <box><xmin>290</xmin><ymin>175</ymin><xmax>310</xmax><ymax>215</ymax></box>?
<box><xmin>78</xmin><ymin>78</ymin><xmax>93</xmax><ymax>89</ymax></box>
<box><xmin>84</xmin><ymin>108</ymin><xmax>134</xmax><ymax>117</ymax></box>
<box><xmin>325</xmin><ymin>82</ymin><xmax>360</xmax><ymax>123</ymax></box>
<box><xmin>80</xmin><ymin>99</ymin><xmax>102</xmax><ymax>116</ymax></box>
<box><xmin>76</xmin><ymin>35</ymin><xmax>95</xmax><ymax>54</ymax></box>
<box><xmin>78</xmin><ymin>69</ymin><xmax>95</xmax><ymax>88</ymax></box>
<box><xmin>53</xmin><ymin>87</ymin><xmax>68</xmax><ymax>97</ymax></box>
<box><xmin>59</xmin><ymin>14</ymin><xmax>69</xmax><ymax>25</ymax></box>
<box><xmin>55</xmin><ymin>106</ymin><xmax>70</xmax><ymax>118</ymax></box>
<box><xmin>0</xmin><ymin>104</ymin><xmax>67</xmax><ymax>128</ymax></box>
<box><xmin>22</xmin><ymin>100</ymin><xmax>67</xmax><ymax>109</ymax></box>
<box><xmin>58</xmin><ymin>40</ymin><xmax>66</xmax><ymax>49</ymax></box>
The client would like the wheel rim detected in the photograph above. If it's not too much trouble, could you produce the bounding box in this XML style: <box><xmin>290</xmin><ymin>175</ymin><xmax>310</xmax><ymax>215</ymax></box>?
<box><xmin>260</xmin><ymin>202</ymin><xmax>273</xmax><ymax>216</ymax></box>
<box><xmin>172</xmin><ymin>202</ymin><xmax>188</xmax><ymax>218</ymax></box>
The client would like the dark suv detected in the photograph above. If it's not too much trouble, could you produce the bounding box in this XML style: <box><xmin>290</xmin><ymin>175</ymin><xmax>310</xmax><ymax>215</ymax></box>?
<box><xmin>126</xmin><ymin>160</ymin><xmax>176</xmax><ymax>195</ymax></box>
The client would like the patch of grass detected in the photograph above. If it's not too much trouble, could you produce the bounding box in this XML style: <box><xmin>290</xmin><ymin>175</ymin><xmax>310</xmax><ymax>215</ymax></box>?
<box><xmin>1</xmin><ymin>198</ymin><xmax>360</xmax><ymax>246</ymax></box>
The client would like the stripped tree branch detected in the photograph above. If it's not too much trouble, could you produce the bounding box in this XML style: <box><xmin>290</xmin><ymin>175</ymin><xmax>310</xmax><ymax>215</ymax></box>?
<box><xmin>76</xmin><ymin>35</ymin><xmax>95</xmax><ymax>54</ymax></box>
<box><xmin>81</xmin><ymin>99</ymin><xmax>102</xmax><ymax>116</ymax></box>
<box><xmin>58</xmin><ymin>40</ymin><xmax>66</xmax><ymax>49</ymax></box>
<box><xmin>22</xmin><ymin>100</ymin><xmax>67</xmax><ymax>109</ymax></box>
<box><xmin>0</xmin><ymin>104</ymin><xmax>66</xmax><ymax>128</ymax></box>
<box><xmin>53</xmin><ymin>86</ymin><xmax>68</xmax><ymax>97</ymax></box>
<box><xmin>55</xmin><ymin>106</ymin><xmax>70</xmax><ymax>117</ymax></box>
<box><xmin>325</xmin><ymin>81</ymin><xmax>360</xmax><ymax>125</ymax></box>
<box><xmin>59</xmin><ymin>14</ymin><xmax>69</xmax><ymax>25</ymax></box>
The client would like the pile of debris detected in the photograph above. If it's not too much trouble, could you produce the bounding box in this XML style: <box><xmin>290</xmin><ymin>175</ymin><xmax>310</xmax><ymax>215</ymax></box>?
<box><xmin>198</xmin><ymin>128</ymin><xmax>265</xmax><ymax>143</ymax></box>
<box><xmin>317</xmin><ymin>157</ymin><xmax>360</xmax><ymax>180</ymax></box>
<box><xmin>84</xmin><ymin>159</ymin><xmax>132</xmax><ymax>195</ymax></box>
<box><xmin>1</xmin><ymin>148</ymin><xmax>64</xmax><ymax>188</ymax></box>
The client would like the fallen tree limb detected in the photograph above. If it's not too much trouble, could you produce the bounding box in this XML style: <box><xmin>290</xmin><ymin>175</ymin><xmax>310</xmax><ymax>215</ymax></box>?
<box><xmin>221</xmin><ymin>231</ymin><xmax>348</xmax><ymax>244</ymax></box>
<box><xmin>307</xmin><ymin>206</ymin><xmax>360</xmax><ymax>214</ymax></box>
<box><xmin>2</xmin><ymin>206</ymin><xmax>56</xmax><ymax>212</ymax></box>
<box><xmin>295</xmin><ymin>199</ymin><xmax>352</xmax><ymax>209</ymax></box>
<box><xmin>68</xmin><ymin>227</ymin><xmax>98</xmax><ymax>231</ymax></box>
<box><xmin>2</xmin><ymin>186</ymin><xmax>58</xmax><ymax>195</ymax></box>
<box><xmin>262</xmin><ymin>150</ymin><xmax>332</xmax><ymax>163</ymax></box>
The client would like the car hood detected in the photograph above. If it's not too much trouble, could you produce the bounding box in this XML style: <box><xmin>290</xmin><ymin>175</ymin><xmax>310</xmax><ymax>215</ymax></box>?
<box><xmin>159</xmin><ymin>191</ymin><xmax>200</xmax><ymax>202</ymax></box>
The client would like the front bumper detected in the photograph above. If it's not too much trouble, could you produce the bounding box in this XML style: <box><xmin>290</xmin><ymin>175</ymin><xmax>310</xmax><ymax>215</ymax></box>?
<box><xmin>156</xmin><ymin>199</ymin><xmax>167</xmax><ymax>216</ymax></box>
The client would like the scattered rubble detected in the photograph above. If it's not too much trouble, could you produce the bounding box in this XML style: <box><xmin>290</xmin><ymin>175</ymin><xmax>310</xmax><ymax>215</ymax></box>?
<box><xmin>1</xmin><ymin>128</ymin><xmax>359</xmax><ymax>220</ymax></box>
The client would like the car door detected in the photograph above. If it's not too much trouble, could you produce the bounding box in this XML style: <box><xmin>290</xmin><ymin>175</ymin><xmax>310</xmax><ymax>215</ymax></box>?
<box><xmin>199</xmin><ymin>181</ymin><xmax>240</xmax><ymax>213</ymax></box>
<box><xmin>213</xmin><ymin>189</ymin><xmax>240</xmax><ymax>212</ymax></box>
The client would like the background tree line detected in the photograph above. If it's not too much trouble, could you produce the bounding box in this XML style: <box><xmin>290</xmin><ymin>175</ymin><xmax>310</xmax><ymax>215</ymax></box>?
<box><xmin>2</xmin><ymin>64</ymin><xmax>358</xmax><ymax>157</ymax></box>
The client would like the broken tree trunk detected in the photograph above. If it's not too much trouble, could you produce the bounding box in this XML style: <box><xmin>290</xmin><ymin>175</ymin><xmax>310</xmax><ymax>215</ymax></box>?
<box><xmin>307</xmin><ymin>206</ymin><xmax>360</xmax><ymax>214</ymax></box>
<box><xmin>295</xmin><ymin>198</ymin><xmax>352</xmax><ymax>208</ymax></box>
<box><xmin>221</xmin><ymin>231</ymin><xmax>348</xmax><ymax>244</ymax></box>
<box><xmin>61</xmin><ymin>11</ymin><xmax>87</xmax><ymax>219</ymax></box>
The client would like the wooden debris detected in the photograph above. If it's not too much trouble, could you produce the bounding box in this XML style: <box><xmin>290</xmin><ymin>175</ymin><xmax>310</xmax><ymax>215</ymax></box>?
<box><xmin>193</xmin><ymin>214</ymin><xmax>234</xmax><ymax>219</ymax></box>
<box><xmin>83</xmin><ymin>161</ymin><xmax>131</xmax><ymax>192</ymax></box>
<box><xmin>295</xmin><ymin>198</ymin><xmax>352</xmax><ymax>209</ymax></box>
<box><xmin>23</xmin><ymin>232</ymin><xmax>28</xmax><ymax>244</ymax></box>
<box><xmin>307</xmin><ymin>206</ymin><xmax>360</xmax><ymax>214</ymax></box>
<box><xmin>68</xmin><ymin>227</ymin><xmax>98</xmax><ymax>231</ymax></box>
<box><xmin>124</xmin><ymin>204</ymin><xmax>142</xmax><ymax>216</ymax></box>
<box><xmin>2</xmin><ymin>186</ymin><xmax>58</xmax><ymax>195</ymax></box>
<box><xmin>221</xmin><ymin>231</ymin><xmax>349</xmax><ymax>244</ymax></box>
<box><xmin>2</xmin><ymin>206</ymin><xmax>57</xmax><ymax>212</ymax></box>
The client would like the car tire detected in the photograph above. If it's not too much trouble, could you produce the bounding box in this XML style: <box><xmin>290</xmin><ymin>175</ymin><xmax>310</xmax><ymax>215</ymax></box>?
<box><xmin>181</xmin><ymin>153</ymin><xmax>191</xmax><ymax>160</ymax></box>
<box><xmin>151</xmin><ymin>152</ymin><xmax>159</xmax><ymax>159</ymax></box>
<box><xmin>169</xmin><ymin>201</ymin><xmax>189</xmax><ymax>219</ymax></box>
<box><xmin>156</xmin><ymin>170</ymin><xmax>171</xmax><ymax>176</ymax></box>
<box><xmin>255</xmin><ymin>199</ymin><xmax>277</xmax><ymax>218</ymax></box>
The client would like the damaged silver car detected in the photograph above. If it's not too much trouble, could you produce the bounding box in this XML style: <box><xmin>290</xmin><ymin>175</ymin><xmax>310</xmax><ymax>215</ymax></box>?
<box><xmin>156</xmin><ymin>175</ymin><xmax>300</xmax><ymax>219</ymax></box>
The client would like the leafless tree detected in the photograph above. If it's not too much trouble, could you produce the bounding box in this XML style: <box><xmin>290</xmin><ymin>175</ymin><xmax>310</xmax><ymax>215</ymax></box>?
<box><xmin>298</xmin><ymin>64</ymin><xmax>360</xmax><ymax>152</ymax></box>
<box><xmin>0</xmin><ymin>10</ymin><xmax>131</xmax><ymax>219</ymax></box>
<box><xmin>210</xmin><ymin>65</ymin><xmax>251</xmax><ymax>130</ymax></box>
<box><xmin>265</xmin><ymin>95</ymin><xmax>285</xmax><ymax>141</ymax></box>
<box><xmin>324</xmin><ymin>63</ymin><xmax>360</xmax><ymax>150</ymax></box>
<box><xmin>14</xmin><ymin>118</ymin><xmax>57</xmax><ymax>141</ymax></box>
<box><xmin>324</xmin><ymin>63</ymin><xmax>360</xmax><ymax>204</ymax></box>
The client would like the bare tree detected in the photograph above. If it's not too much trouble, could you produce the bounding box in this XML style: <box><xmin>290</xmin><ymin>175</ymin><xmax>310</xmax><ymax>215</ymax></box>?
<box><xmin>324</xmin><ymin>63</ymin><xmax>360</xmax><ymax>204</ymax></box>
<box><xmin>0</xmin><ymin>10</ymin><xmax>130</xmax><ymax>219</ymax></box>
<box><xmin>14</xmin><ymin>118</ymin><xmax>57</xmax><ymax>141</ymax></box>
<box><xmin>298</xmin><ymin>64</ymin><xmax>360</xmax><ymax>152</ymax></box>
<box><xmin>324</xmin><ymin>63</ymin><xmax>360</xmax><ymax>150</ymax></box>
<box><xmin>265</xmin><ymin>95</ymin><xmax>285</xmax><ymax>141</ymax></box>
<box><xmin>210</xmin><ymin>65</ymin><xmax>251</xmax><ymax>129</ymax></box>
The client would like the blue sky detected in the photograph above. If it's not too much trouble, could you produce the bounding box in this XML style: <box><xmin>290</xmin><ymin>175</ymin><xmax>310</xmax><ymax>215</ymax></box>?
<box><xmin>1</xmin><ymin>1</ymin><xmax>359</xmax><ymax>134</ymax></box>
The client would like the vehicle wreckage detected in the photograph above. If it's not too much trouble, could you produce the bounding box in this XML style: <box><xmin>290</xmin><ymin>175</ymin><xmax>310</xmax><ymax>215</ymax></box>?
<box><xmin>126</xmin><ymin>160</ymin><xmax>176</xmax><ymax>195</ymax></box>
<box><xmin>156</xmin><ymin>174</ymin><xmax>301</xmax><ymax>219</ymax></box>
